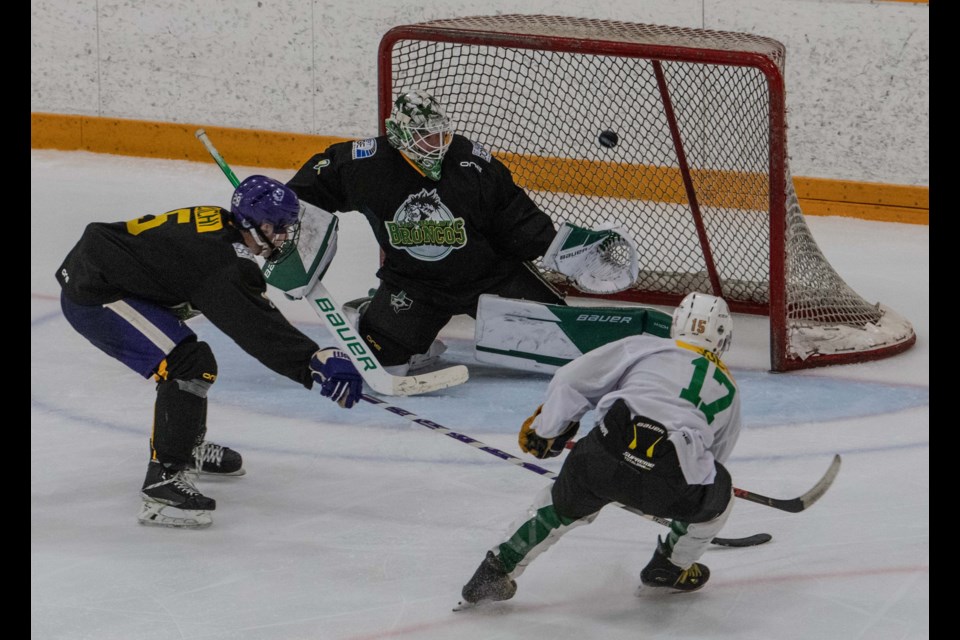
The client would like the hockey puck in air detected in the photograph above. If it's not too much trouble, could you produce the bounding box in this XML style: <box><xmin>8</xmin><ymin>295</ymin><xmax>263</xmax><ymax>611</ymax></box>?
<box><xmin>598</xmin><ymin>130</ymin><xmax>619</xmax><ymax>148</ymax></box>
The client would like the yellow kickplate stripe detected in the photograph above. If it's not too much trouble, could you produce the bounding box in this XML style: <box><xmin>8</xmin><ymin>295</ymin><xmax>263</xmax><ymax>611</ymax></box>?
<box><xmin>31</xmin><ymin>113</ymin><xmax>927</xmax><ymax>225</ymax></box>
<box><xmin>30</xmin><ymin>112</ymin><xmax>350</xmax><ymax>171</ymax></box>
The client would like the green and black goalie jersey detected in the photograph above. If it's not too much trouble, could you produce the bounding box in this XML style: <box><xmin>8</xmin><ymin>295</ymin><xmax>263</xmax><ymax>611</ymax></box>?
<box><xmin>55</xmin><ymin>206</ymin><xmax>318</xmax><ymax>387</ymax></box>
<box><xmin>287</xmin><ymin>134</ymin><xmax>558</xmax><ymax>314</ymax></box>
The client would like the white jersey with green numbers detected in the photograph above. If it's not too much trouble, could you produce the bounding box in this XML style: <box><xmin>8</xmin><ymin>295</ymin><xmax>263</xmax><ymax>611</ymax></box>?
<box><xmin>531</xmin><ymin>333</ymin><xmax>742</xmax><ymax>485</ymax></box>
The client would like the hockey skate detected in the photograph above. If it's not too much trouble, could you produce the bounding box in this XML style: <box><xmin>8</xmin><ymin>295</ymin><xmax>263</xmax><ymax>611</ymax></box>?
<box><xmin>191</xmin><ymin>441</ymin><xmax>245</xmax><ymax>476</ymax></box>
<box><xmin>138</xmin><ymin>461</ymin><xmax>215</xmax><ymax>529</ymax></box>
<box><xmin>636</xmin><ymin>536</ymin><xmax>710</xmax><ymax>594</ymax></box>
<box><xmin>457</xmin><ymin>551</ymin><xmax>517</xmax><ymax>609</ymax></box>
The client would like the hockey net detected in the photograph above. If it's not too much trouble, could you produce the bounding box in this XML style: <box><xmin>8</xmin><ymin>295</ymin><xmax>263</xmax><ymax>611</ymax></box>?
<box><xmin>377</xmin><ymin>14</ymin><xmax>915</xmax><ymax>371</ymax></box>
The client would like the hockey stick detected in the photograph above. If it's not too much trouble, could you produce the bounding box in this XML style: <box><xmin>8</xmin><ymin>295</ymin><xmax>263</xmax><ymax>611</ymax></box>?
<box><xmin>194</xmin><ymin>129</ymin><xmax>469</xmax><ymax>397</ymax></box>
<box><xmin>361</xmin><ymin>393</ymin><xmax>772</xmax><ymax>548</ymax></box>
<box><xmin>194</xmin><ymin>128</ymin><xmax>240</xmax><ymax>188</ymax></box>
<box><xmin>565</xmin><ymin>439</ymin><xmax>842</xmax><ymax>515</ymax></box>
<box><xmin>732</xmin><ymin>455</ymin><xmax>842</xmax><ymax>513</ymax></box>
<box><xmin>304</xmin><ymin>281</ymin><xmax>469</xmax><ymax>395</ymax></box>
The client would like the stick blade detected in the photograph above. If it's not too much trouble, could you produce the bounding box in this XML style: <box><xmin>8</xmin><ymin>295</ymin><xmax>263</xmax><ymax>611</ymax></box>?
<box><xmin>710</xmin><ymin>532</ymin><xmax>773</xmax><ymax>547</ymax></box>
<box><xmin>798</xmin><ymin>454</ymin><xmax>842</xmax><ymax>511</ymax></box>
<box><xmin>733</xmin><ymin>454</ymin><xmax>842</xmax><ymax>513</ymax></box>
<box><xmin>389</xmin><ymin>365</ymin><xmax>470</xmax><ymax>396</ymax></box>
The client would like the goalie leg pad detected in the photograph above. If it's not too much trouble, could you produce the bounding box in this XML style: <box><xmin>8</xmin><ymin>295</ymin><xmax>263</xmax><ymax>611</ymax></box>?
<box><xmin>474</xmin><ymin>294</ymin><xmax>671</xmax><ymax>373</ymax></box>
<box><xmin>407</xmin><ymin>339</ymin><xmax>447</xmax><ymax>372</ymax></box>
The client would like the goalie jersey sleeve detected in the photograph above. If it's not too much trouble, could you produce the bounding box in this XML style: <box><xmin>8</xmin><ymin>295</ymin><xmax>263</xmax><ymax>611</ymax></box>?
<box><xmin>286</xmin><ymin>135</ymin><xmax>557</xmax><ymax>313</ymax></box>
<box><xmin>531</xmin><ymin>334</ymin><xmax>742</xmax><ymax>485</ymax></box>
<box><xmin>55</xmin><ymin>207</ymin><xmax>319</xmax><ymax>388</ymax></box>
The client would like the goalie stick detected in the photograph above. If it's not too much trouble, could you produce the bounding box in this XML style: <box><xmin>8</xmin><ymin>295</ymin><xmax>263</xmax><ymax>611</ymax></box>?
<box><xmin>360</xmin><ymin>393</ymin><xmax>771</xmax><ymax>548</ymax></box>
<box><xmin>565</xmin><ymin>439</ymin><xmax>842</xmax><ymax>515</ymax></box>
<box><xmin>194</xmin><ymin>129</ymin><xmax>469</xmax><ymax>397</ymax></box>
<box><xmin>305</xmin><ymin>281</ymin><xmax>468</xmax><ymax>395</ymax></box>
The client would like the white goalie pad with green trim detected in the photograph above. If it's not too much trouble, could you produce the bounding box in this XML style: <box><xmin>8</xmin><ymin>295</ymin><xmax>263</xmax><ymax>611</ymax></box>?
<box><xmin>474</xmin><ymin>294</ymin><xmax>672</xmax><ymax>373</ymax></box>
<box><xmin>541</xmin><ymin>221</ymin><xmax>639</xmax><ymax>294</ymax></box>
<box><xmin>262</xmin><ymin>201</ymin><xmax>339</xmax><ymax>299</ymax></box>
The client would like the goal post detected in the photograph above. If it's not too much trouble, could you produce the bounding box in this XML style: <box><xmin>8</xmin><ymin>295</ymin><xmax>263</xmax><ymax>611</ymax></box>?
<box><xmin>377</xmin><ymin>14</ymin><xmax>916</xmax><ymax>371</ymax></box>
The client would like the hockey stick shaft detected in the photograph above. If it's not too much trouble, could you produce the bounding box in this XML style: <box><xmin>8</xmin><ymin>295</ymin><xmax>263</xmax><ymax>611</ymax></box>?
<box><xmin>565</xmin><ymin>439</ymin><xmax>841</xmax><ymax>514</ymax></box>
<box><xmin>193</xmin><ymin>130</ymin><xmax>469</xmax><ymax>396</ymax></box>
<box><xmin>195</xmin><ymin>129</ymin><xmax>240</xmax><ymax>188</ymax></box>
<box><xmin>361</xmin><ymin>393</ymin><xmax>770</xmax><ymax>547</ymax></box>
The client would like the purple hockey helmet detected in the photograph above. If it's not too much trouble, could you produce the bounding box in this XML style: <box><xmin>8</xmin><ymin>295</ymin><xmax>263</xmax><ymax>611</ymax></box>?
<box><xmin>231</xmin><ymin>175</ymin><xmax>300</xmax><ymax>231</ymax></box>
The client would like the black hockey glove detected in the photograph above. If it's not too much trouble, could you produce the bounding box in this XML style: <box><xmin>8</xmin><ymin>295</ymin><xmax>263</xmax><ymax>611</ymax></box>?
<box><xmin>518</xmin><ymin>405</ymin><xmax>581</xmax><ymax>459</ymax></box>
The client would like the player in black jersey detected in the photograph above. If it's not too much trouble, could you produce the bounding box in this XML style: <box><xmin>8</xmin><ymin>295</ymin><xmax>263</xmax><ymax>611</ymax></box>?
<box><xmin>55</xmin><ymin>175</ymin><xmax>363</xmax><ymax>528</ymax></box>
<box><xmin>287</xmin><ymin>89</ymin><xmax>566</xmax><ymax>375</ymax></box>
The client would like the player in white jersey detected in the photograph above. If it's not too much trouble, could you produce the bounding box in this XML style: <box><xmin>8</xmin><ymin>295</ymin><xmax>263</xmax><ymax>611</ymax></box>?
<box><xmin>460</xmin><ymin>292</ymin><xmax>740</xmax><ymax>605</ymax></box>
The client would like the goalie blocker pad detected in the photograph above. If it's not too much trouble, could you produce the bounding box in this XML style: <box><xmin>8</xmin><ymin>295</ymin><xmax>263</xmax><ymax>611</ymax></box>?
<box><xmin>474</xmin><ymin>294</ymin><xmax>672</xmax><ymax>373</ymax></box>
<box><xmin>262</xmin><ymin>201</ymin><xmax>339</xmax><ymax>299</ymax></box>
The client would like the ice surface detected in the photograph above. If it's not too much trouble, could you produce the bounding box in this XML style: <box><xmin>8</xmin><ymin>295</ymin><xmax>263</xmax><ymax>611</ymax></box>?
<box><xmin>31</xmin><ymin>150</ymin><xmax>928</xmax><ymax>640</ymax></box>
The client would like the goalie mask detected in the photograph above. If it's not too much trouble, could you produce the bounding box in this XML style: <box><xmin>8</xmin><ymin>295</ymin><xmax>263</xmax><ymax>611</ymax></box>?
<box><xmin>671</xmin><ymin>292</ymin><xmax>733</xmax><ymax>358</ymax></box>
<box><xmin>385</xmin><ymin>89</ymin><xmax>453</xmax><ymax>181</ymax></box>
<box><xmin>231</xmin><ymin>175</ymin><xmax>301</xmax><ymax>262</ymax></box>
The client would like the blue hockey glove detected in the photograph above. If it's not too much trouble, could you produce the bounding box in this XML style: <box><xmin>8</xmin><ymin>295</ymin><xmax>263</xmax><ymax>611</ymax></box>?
<box><xmin>310</xmin><ymin>348</ymin><xmax>363</xmax><ymax>409</ymax></box>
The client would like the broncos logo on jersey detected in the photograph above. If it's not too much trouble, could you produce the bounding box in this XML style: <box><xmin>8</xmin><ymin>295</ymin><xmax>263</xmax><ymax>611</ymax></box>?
<box><xmin>384</xmin><ymin>188</ymin><xmax>467</xmax><ymax>261</ymax></box>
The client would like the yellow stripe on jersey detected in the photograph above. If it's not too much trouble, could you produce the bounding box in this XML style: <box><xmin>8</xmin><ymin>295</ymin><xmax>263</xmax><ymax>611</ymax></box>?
<box><xmin>675</xmin><ymin>340</ymin><xmax>731</xmax><ymax>377</ymax></box>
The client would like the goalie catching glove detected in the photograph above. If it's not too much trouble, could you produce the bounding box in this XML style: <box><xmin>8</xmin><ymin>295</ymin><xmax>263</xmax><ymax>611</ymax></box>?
<box><xmin>541</xmin><ymin>221</ymin><xmax>639</xmax><ymax>294</ymax></box>
<box><xmin>310</xmin><ymin>348</ymin><xmax>363</xmax><ymax>408</ymax></box>
<box><xmin>518</xmin><ymin>404</ymin><xmax>580</xmax><ymax>459</ymax></box>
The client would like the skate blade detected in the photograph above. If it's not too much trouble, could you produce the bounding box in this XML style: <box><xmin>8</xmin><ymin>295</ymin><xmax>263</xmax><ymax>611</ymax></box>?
<box><xmin>453</xmin><ymin>595</ymin><xmax>515</xmax><ymax>611</ymax></box>
<box><xmin>196</xmin><ymin>467</ymin><xmax>246</xmax><ymax>477</ymax></box>
<box><xmin>634</xmin><ymin>583</ymin><xmax>703</xmax><ymax>597</ymax></box>
<box><xmin>137</xmin><ymin>501</ymin><xmax>213</xmax><ymax>529</ymax></box>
